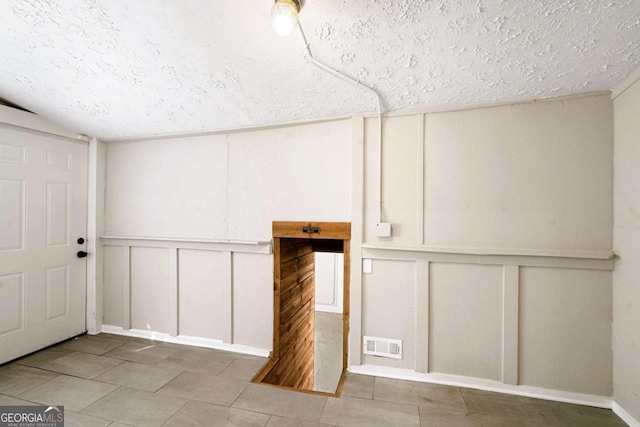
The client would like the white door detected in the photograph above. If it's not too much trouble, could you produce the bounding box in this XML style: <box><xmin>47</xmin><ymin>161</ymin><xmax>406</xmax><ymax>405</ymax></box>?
<box><xmin>0</xmin><ymin>127</ymin><xmax>88</xmax><ymax>364</ymax></box>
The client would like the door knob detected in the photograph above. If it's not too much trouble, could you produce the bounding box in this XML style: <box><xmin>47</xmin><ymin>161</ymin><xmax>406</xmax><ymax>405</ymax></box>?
<box><xmin>77</xmin><ymin>238</ymin><xmax>85</xmax><ymax>244</ymax></box>
<box><xmin>77</xmin><ymin>251</ymin><xmax>89</xmax><ymax>258</ymax></box>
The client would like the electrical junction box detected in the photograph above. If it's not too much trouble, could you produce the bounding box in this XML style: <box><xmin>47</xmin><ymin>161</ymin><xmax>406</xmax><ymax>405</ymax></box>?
<box><xmin>375</xmin><ymin>222</ymin><xmax>392</xmax><ymax>237</ymax></box>
<box><xmin>362</xmin><ymin>259</ymin><xmax>373</xmax><ymax>274</ymax></box>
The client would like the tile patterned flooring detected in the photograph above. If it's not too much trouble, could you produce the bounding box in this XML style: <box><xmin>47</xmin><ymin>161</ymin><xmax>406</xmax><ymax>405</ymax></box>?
<box><xmin>0</xmin><ymin>333</ymin><xmax>627</xmax><ymax>426</ymax></box>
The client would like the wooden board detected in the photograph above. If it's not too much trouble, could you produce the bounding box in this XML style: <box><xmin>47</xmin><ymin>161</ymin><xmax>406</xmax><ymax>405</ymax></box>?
<box><xmin>272</xmin><ymin>238</ymin><xmax>282</xmax><ymax>359</ymax></box>
<box><xmin>342</xmin><ymin>240</ymin><xmax>351</xmax><ymax>380</ymax></box>
<box><xmin>273</xmin><ymin>221</ymin><xmax>351</xmax><ymax>240</ymax></box>
<box><xmin>265</xmin><ymin>238</ymin><xmax>315</xmax><ymax>389</ymax></box>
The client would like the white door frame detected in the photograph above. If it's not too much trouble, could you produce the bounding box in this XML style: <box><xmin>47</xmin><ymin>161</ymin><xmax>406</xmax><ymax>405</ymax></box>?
<box><xmin>0</xmin><ymin>105</ymin><xmax>102</xmax><ymax>339</ymax></box>
<box><xmin>86</xmin><ymin>137</ymin><xmax>105</xmax><ymax>335</ymax></box>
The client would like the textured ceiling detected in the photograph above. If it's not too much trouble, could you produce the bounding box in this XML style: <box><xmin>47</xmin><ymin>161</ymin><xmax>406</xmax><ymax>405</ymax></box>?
<box><xmin>1</xmin><ymin>0</ymin><xmax>639</xmax><ymax>139</ymax></box>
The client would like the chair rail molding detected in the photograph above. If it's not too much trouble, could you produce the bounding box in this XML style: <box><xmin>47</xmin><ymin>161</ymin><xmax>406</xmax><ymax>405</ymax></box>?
<box><xmin>100</xmin><ymin>235</ymin><xmax>272</xmax><ymax>254</ymax></box>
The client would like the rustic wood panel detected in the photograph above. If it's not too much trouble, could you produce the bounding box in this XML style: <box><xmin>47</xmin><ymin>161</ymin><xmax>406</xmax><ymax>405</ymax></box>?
<box><xmin>279</xmin><ymin>298</ymin><xmax>314</xmax><ymax>356</ymax></box>
<box><xmin>342</xmin><ymin>240</ymin><xmax>351</xmax><ymax>378</ymax></box>
<box><xmin>272</xmin><ymin>238</ymin><xmax>282</xmax><ymax>358</ymax></box>
<box><xmin>265</xmin><ymin>316</ymin><xmax>314</xmax><ymax>388</ymax></box>
<box><xmin>266</xmin><ymin>238</ymin><xmax>315</xmax><ymax>389</ymax></box>
<box><xmin>265</xmin><ymin>300</ymin><xmax>315</xmax><ymax>389</ymax></box>
<box><xmin>280</xmin><ymin>275</ymin><xmax>314</xmax><ymax>326</ymax></box>
<box><xmin>280</xmin><ymin>262</ymin><xmax>314</xmax><ymax>295</ymax></box>
<box><xmin>281</xmin><ymin>252</ymin><xmax>314</xmax><ymax>287</ymax></box>
<box><xmin>280</xmin><ymin>239</ymin><xmax>315</xmax><ymax>263</ymax></box>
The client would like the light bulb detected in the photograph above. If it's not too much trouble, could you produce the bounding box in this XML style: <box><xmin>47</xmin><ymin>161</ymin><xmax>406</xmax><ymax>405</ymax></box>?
<box><xmin>271</xmin><ymin>0</ymin><xmax>299</xmax><ymax>36</ymax></box>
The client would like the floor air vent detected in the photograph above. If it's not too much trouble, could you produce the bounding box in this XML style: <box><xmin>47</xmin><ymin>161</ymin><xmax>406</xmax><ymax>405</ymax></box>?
<box><xmin>363</xmin><ymin>336</ymin><xmax>402</xmax><ymax>359</ymax></box>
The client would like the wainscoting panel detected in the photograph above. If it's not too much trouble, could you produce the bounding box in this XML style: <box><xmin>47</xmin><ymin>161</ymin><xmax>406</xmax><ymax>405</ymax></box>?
<box><xmin>178</xmin><ymin>249</ymin><xmax>231</xmax><ymax>341</ymax></box>
<box><xmin>360</xmin><ymin>246</ymin><xmax>614</xmax><ymax>398</ymax></box>
<box><xmin>519</xmin><ymin>266</ymin><xmax>613</xmax><ymax>396</ymax></box>
<box><xmin>101</xmin><ymin>236</ymin><xmax>272</xmax><ymax>354</ymax></box>
<box><xmin>232</xmin><ymin>253</ymin><xmax>273</xmax><ymax>350</ymax></box>
<box><xmin>362</xmin><ymin>259</ymin><xmax>417</xmax><ymax>370</ymax></box>
<box><xmin>429</xmin><ymin>262</ymin><xmax>503</xmax><ymax>381</ymax></box>
<box><xmin>130</xmin><ymin>247</ymin><xmax>171</xmax><ymax>334</ymax></box>
<box><xmin>103</xmin><ymin>245</ymin><xmax>123</xmax><ymax>327</ymax></box>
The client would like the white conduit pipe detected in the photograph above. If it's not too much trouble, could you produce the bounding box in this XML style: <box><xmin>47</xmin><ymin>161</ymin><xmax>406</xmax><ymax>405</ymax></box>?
<box><xmin>296</xmin><ymin>22</ymin><xmax>385</xmax><ymax>225</ymax></box>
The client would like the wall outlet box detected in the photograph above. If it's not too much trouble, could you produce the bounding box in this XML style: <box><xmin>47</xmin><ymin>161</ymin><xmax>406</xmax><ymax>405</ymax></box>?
<box><xmin>363</xmin><ymin>258</ymin><xmax>373</xmax><ymax>274</ymax></box>
<box><xmin>376</xmin><ymin>222</ymin><xmax>392</xmax><ymax>237</ymax></box>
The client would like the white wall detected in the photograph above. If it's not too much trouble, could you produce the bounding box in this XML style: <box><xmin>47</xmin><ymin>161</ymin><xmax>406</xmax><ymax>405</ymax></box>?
<box><xmin>105</xmin><ymin>135</ymin><xmax>229</xmax><ymax>238</ymax></box>
<box><xmin>360</xmin><ymin>93</ymin><xmax>614</xmax><ymax>398</ymax></box>
<box><xmin>364</xmin><ymin>95</ymin><xmax>613</xmax><ymax>250</ymax></box>
<box><xmin>101</xmin><ymin>92</ymin><xmax>616</xmax><ymax>401</ymax></box>
<box><xmin>315</xmin><ymin>252</ymin><xmax>344</xmax><ymax>313</ymax></box>
<box><xmin>612</xmin><ymin>75</ymin><xmax>640</xmax><ymax>421</ymax></box>
<box><xmin>102</xmin><ymin>120</ymin><xmax>351</xmax><ymax>351</ymax></box>
<box><xmin>105</xmin><ymin>121</ymin><xmax>351</xmax><ymax>240</ymax></box>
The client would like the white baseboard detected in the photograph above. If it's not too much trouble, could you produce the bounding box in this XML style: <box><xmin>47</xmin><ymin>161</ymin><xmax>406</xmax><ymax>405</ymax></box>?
<box><xmin>349</xmin><ymin>364</ymin><xmax>613</xmax><ymax>409</ymax></box>
<box><xmin>101</xmin><ymin>325</ymin><xmax>270</xmax><ymax>358</ymax></box>
<box><xmin>613</xmin><ymin>401</ymin><xmax>640</xmax><ymax>427</ymax></box>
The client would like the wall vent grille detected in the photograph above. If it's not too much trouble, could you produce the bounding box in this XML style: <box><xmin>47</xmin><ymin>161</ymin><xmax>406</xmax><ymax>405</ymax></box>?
<box><xmin>363</xmin><ymin>336</ymin><xmax>402</xmax><ymax>359</ymax></box>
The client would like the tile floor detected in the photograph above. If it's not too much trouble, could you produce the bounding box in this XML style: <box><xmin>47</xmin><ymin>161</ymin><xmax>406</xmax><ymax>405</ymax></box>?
<box><xmin>0</xmin><ymin>333</ymin><xmax>627</xmax><ymax>427</ymax></box>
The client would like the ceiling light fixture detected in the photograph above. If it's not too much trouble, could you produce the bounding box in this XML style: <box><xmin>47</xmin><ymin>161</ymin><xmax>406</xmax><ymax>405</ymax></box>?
<box><xmin>270</xmin><ymin>1</ymin><xmax>386</xmax><ymax>230</ymax></box>
<box><xmin>271</xmin><ymin>0</ymin><xmax>300</xmax><ymax>36</ymax></box>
